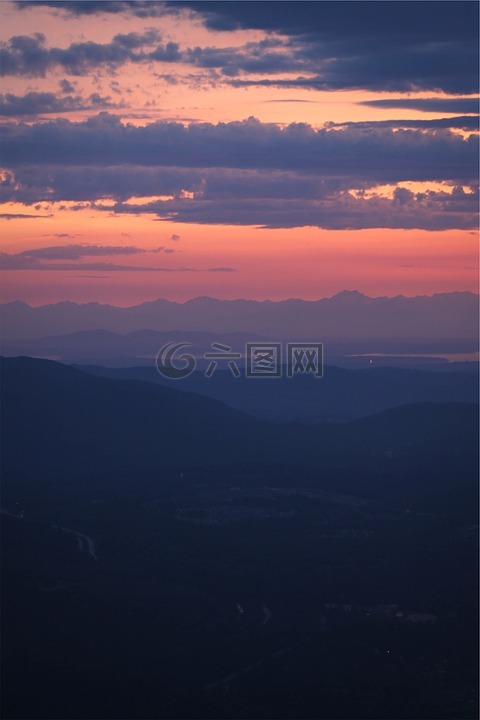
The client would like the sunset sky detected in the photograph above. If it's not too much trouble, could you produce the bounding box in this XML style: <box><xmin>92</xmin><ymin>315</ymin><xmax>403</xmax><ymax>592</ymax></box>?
<box><xmin>0</xmin><ymin>0</ymin><xmax>478</xmax><ymax>305</ymax></box>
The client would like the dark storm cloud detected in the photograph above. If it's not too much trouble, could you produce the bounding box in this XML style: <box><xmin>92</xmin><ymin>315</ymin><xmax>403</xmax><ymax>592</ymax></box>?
<box><xmin>173</xmin><ymin>1</ymin><xmax>479</xmax><ymax>94</ymax></box>
<box><xmin>0</xmin><ymin>91</ymin><xmax>121</xmax><ymax>116</ymax></box>
<box><xmin>227</xmin><ymin>51</ymin><xmax>478</xmax><ymax>94</ymax></box>
<box><xmin>1</xmin><ymin>115</ymin><xmax>476</xmax><ymax>184</ymax></box>
<box><xmin>5</xmin><ymin>3</ymin><xmax>479</xmax><ymax>94</ymax></box>
<box><xmin>361</xmin><ymin>98</ymin><xmax>480</xmax><ymax>114</ymax></box>
<box><xmin>166</xmin><ymin>1</ymin><xmax>477</xmax><ymax>42</ymax></box>
<box><xmin>21</xmin><ymin>0</ymin><xmax>473</xmax><ymax>46</ymax></box>
<box><xmin>16</xmin><ymin>0</ymin><xmax>478</xmax><ymax>46</ymax></box>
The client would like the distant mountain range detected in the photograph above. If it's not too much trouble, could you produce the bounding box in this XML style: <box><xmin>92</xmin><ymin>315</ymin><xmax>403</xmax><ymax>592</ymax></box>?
<box><xmin>2</xmin><ymin>291</ymin><xmax>478</xmax><ymax>340</ymax></box>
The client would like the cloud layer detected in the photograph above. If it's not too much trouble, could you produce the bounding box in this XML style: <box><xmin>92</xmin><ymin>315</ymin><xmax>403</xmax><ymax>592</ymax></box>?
<box><xmin>4</xmin><ymin>1</ymin><xmax>479</xmax><ymax>94</ymax></box>
<box><xmin>1</xmin><ymin>112</ymin><xmax>477</xmax><ymax>230</ymax></box>
<box><xmin>2</xmin><ymin>114</ymin><xmax>476</xmax><ymax>181</ymax></box>
<box><xmin>1</xmin><ymin>2</ymin><xmax>478</xmax><ymax>235</ymax></box>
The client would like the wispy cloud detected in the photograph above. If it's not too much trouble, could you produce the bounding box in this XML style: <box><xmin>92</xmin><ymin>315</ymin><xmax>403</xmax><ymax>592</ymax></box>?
<box><xmin>0</xmin><ymin>212</ymin><xmax>53</xmax><ymax>220</ymax></box>
<box><xmin>329</xmin><ymin>117</ymin><xmax>479</xmax><ymax>131</ymax></box>
<box><xmin>360</xmin><ymin>98</ymin><xmax>480</xmax><ymax>114</ymax></box>
<box><xmin>0</xmin><ymin>244</ymin><xmax>236</xmax><ymax>272</ymax></box>
<box><xmin>13</xmin><ymin>243</ymin><xmax>146</xmax><ymax>260</ymax></box>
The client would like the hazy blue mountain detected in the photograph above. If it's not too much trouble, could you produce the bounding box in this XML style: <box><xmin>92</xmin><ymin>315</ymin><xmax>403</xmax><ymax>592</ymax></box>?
<box><xmin>77</xmin><ymin>363</ymin><xmax>479</xmax><ymax>422</ymax></box>
<box><xmin>1</xmin><ymin>327</ymin><xmax>478</xmax><ymax>370</ymax></box>
<box><xmin>0</xmin><ymin>329</ymin><xmax>267</xmax><ymax>366</ymax></box>
<box><xmin>2</xmin><ymin>291</ymin><xmax>478</xmax><ymax>339</ymax></box>
<box><xmin>0</xmin><ymin>356</ymin><xmax>297</xmax><ymax>476</ymax></box>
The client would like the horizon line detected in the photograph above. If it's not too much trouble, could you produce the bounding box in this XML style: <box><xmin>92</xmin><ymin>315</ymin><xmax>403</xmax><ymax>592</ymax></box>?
<box><xmin>1</xmin><ymin>289</ymin><xmax>479</xmax><ymax>310</ymax></box>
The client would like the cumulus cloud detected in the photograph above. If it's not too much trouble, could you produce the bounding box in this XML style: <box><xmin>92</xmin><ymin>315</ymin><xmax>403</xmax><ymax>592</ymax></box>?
<box><xmin>109</xmin><ymin>186</ymin><xmax>479</xmax><ymax>231</ymax></box>
<box><xmin>0</xmin><ymin>32</ymin><xmax>292</xmax><ymax>81</ymax></box>
<box><xmin>59</xmin><ymin>78</ymin><xmax>75</xmax><ymax>94</ymax></box>
<box><xmin>0</xmin><ymin>30</ymin><xmax>181</xmax><ymax>77</ymax></box>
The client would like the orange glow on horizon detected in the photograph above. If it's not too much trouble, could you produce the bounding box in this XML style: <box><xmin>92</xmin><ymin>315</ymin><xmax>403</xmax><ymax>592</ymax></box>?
<box><xmin>1</xmin><ymin>207</ymin><xmax>477</xmax><ymax>305</ymax></box>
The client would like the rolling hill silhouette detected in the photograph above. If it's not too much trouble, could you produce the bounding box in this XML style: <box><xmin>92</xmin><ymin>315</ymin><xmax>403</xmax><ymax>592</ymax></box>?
<box><xmin>2</xmin><ymin>357</ymin><xmax>478</xmax><ymax>720</ymax></box>
<box><xmin>2</xmin><ymin>356</ymin><xmax>477</xmax><ymax>516</ymax></box>
<box><xmin>78</xmin><ymin>362</ymin><xmax>479</xmax><ymax>422</ymax></box>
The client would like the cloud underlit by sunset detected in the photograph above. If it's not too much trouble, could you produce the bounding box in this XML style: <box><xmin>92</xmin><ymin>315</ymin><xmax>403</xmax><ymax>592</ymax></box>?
<box><xmin>0</xmin><ymin>0</ymin><xmax>478</xmax><ymax>305</ymax></box>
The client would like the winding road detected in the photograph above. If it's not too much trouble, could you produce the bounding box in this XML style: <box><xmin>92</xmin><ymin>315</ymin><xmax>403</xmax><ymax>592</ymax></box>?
<box><xmin>1</xmin><ymin>508</ymin><xmax>98</xmax><ymax>560</ymax></box>
<box><xmin>53</xmin><ymin>525</ymin><xmax>98</xmax><ymax>560</ymax></box>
